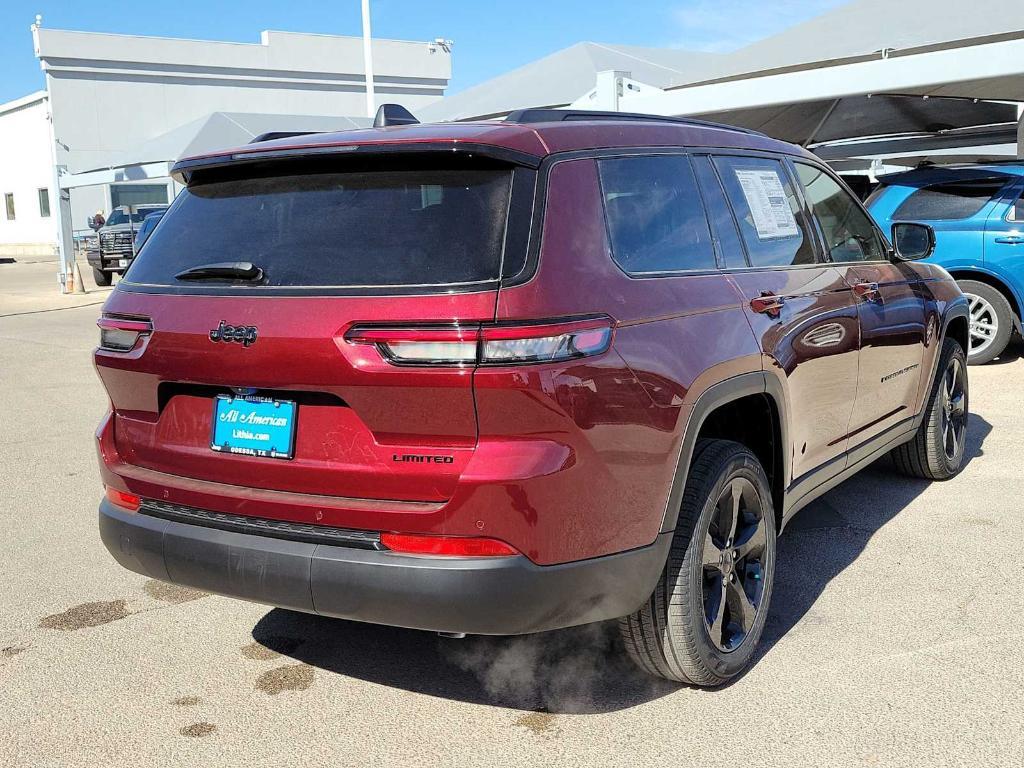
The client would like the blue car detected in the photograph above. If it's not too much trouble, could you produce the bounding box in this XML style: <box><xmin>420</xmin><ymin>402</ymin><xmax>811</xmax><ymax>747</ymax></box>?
<box><xmin>867</xmin><ymin>164</ymin><xmax>1024</xmax><ymax>364</ymax></box>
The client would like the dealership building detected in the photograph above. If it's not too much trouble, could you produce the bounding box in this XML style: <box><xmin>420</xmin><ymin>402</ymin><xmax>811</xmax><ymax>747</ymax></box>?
<box><xmin>0</xmin><ymin>21</ymin><xmax>451</xmax><ymax>261</ymax></box>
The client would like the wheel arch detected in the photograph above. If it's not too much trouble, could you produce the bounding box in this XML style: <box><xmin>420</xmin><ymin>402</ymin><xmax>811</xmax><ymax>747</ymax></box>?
<box><xmin>660</xmin><ymin>372</ymin><xmax>789</xmax><ymax>534</ymax></box>
<box><xmin>946</xmin><ymin>267</ymin><xmax>1023</xmax><ymax>333</ymax></box>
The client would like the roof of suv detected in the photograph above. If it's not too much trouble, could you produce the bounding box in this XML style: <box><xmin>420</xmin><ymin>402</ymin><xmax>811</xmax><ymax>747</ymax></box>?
<box><xmin>878</xmin><ymin>162</ymin><xmax>1024</xmax><ymax>185</ymax></box>
<box><xmin>172</xmin><ymin>112</ymin><xmax>813</xmax><ymax>178</ymax></box>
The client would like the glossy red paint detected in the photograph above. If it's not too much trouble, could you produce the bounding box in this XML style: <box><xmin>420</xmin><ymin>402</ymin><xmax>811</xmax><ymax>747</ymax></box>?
<box><xmin>94</xmin><ymin>116</ymin><xmax>967</xmax><ymax>573</ymax></box>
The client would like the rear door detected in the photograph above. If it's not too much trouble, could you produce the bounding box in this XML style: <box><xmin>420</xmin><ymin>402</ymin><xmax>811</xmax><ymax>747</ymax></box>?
<box><xmin>96</xmin><ymin>154</ymin><xmax>531</xmax><ymax>507</ymax></box>
<box><xmin>793</xmin><ymin>160</ymin><xmax>928</xmax><ymax>446</ymax></box>
<box><xmin>983</xmin><ymin>179</ymin><xmax>1024</xmax><ymax>275</ymax></box>
<box><xmin>710</xmin><ymin>153</ymin><xmax>861</xmax><ymax>484</ymax></box>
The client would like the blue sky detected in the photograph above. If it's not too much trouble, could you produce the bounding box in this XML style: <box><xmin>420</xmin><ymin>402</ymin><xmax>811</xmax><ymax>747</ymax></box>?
<box><xmin>0</xmin><ymin>0</ymin><xmax>845</xmax><ymax>104</ymax></box>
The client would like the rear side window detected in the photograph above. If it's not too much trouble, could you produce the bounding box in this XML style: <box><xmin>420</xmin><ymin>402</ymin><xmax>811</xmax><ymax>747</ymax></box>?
<box><xmin>1008</xmin><ymin>190</ymin><xmax>1024</xmax><ymax>222</ymax></box>
<box><xmin>713</xmin><ymin>155</ymin><xmax>817</xmax><ymax>268</ymax></box>
<box><xmin>598</xmin><ymin>155</ymin><xmax>716</xmax><ymax>274</ymax></box>
<box><xmin>795</xmin><ymin>163</ymin><xmax>885</xmax><ymax>263</ymax></box>
<box><xmin>892</xmin><ymin>178</ymin><xmax>1008</xmax><ymax>221</ymax></box>
<box><xmin>125</xmin><ymin>167</ymin><xmax>513</xmax><ymax>288</ymax></box>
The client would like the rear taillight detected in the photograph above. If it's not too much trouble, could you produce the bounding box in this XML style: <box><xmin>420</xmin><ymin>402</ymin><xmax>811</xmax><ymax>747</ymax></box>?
<box><xmin>345</xmin><ymin>326</ymin><xmax>478</xmax><ymax>365</ymax></box>
<box><xmin>105</xmin><ymin>486</ymin><xmax>141</xmax><ymax>512</ymax></box>
<box><xmin>380</xmin><ymin>532</ymin><xmax>519</xmax><ymax>557</ymax></box>
<box><xmin>97</xmin><ymin>315</ymin><xmax>152</xmax><ymax>352</ymax></box>
<box><xmin>344</xmin><ymin>316</ymin><xmax>614</xmax><ymax>367</ymax></box>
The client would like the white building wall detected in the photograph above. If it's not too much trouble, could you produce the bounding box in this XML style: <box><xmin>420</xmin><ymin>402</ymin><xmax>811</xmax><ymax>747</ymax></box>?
<box><xmin>0</xmin><ymin>92</ymin><xmax>56</xmax><ymax>256</ymax></box>
<box><xmin>33</xmin><ymin>28</ymin><xmax>452</xmax><ymax>174</ymax></box>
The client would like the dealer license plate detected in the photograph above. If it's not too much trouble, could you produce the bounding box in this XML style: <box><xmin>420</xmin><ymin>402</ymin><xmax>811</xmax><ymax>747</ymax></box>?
<box><xmin>210</xmin><ymin>395</ymin><xmax>296</xmax><ymax>460</ymax></box>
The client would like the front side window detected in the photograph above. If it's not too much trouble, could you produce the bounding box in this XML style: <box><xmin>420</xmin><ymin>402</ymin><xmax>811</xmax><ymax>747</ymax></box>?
<box><xmin>598</xmin><ymin>155</ymin><xmax>716</xmax><ymax>274</ymax></box>
<box><xmin>713</xmin><ymin>155</ymin><xmax>816</xmax><ymax>268</ymax></box>
<box><xmin>795</xmin><ymin>163</ymin><xmax>885</xmax><ymax>263</ymax></box>
<box><xmin>893</xmin><ymin>177</ymin><xmax>1009</xmax><ymax>221</ymax></box>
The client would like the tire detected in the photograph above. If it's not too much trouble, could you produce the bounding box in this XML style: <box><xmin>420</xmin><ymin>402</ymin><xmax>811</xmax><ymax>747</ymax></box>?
<box><xmin>92</xmin><ymin>267</ymin><xmax>112</xmax><ymax>287</ymax></box>
<box><xmin>619</xmin><ymin>439</ymin><xmax>777</xmax><ymax>686</ymax></box>
<box><xmin>958</xmin><ymin>279</ymin><xmax>1012</xmax><ymax>365</ymax></box>
<box><xmin>890</xmin><ymin>337</ymin><xmax>968</xmax><ymax>481</ymax></box>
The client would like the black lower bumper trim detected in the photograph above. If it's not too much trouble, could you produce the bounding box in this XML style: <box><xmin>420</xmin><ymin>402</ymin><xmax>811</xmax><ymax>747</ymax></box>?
<box><xmin>99</xmin><ymin>499</ymin><xmax>671</xmax><ymax>635</ymax></box>
<box><xmin>139</xmin><ymin>499</ymin><xmax>382</xmax><ymax>549</ymax></box>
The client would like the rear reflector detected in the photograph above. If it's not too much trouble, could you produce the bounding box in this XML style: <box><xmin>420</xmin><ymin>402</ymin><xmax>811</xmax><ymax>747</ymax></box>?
<box><xmin>380</xmin><ymin>532</ymin><xmax>519</xmax><ymax>557</ymax></box>
<box><xmin>97</xmin><ymin>315</ymin><xmax>152</xmax><ymax>352</ymax></box>
<box><xmin>105</xmin><ymin>486</ymin><xmax>141</xmax><ymax>512</ymax></box>
<box><xmin>345</xmin><ymin>316</ymin><xmax>613</xmax><ymax>367</ymax></box>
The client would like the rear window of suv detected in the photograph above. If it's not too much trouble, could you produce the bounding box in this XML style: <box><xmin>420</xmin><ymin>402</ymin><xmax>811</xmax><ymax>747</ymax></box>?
<box><xmin>891</xmin><ymin>177</ymin><xmax>1010</xmax><ymax>221</ymax></box>
<box><xmin>125</xmin><ymin>166</ymin><xmax>513</xmax><ymax>289</ymax></box>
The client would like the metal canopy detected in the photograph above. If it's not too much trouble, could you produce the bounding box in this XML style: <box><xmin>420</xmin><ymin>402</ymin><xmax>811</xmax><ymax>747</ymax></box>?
<box><xmin>424</xmin><ymin>0</ymin><xmax>1024</xmax><ymax>162</ymax></box>
<box><xmin>699</xmin><ymin>95</ymin><xmax>1019</xmax><ymax>147</ymax></box>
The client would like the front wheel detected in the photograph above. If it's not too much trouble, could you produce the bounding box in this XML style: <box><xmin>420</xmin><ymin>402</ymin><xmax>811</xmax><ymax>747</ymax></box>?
<box><xmin>620</xmin><ymin>439</ymin><xmax>777</xmax><ymax>686</ymax></box>
<box><xmin>890</xmin><ymin>337</ymin><xmax>968</xmax><ymax>480</ymax></box>
<box><xmin>958</xmin><ymin>280</ymin><xmax>1012</xmax><ymax>365</ymax></box>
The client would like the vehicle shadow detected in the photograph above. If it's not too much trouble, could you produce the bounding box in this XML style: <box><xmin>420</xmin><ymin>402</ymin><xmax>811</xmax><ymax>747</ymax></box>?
<box><xmin>251</xmin><ymin>609</ymin><xmax>677</xmax><ymax>714</ymax></box>
<box><xmin>253</xmin><ymin>415</ymin><xmax>991</xmax><ymax>712</ymax></box>
<box><xmin>987</xmin><ymin>339</ymin><xmax>1024</xmax><ymax>365</ymax></box>
<box><xmin>754</xmin><ymin>412</ymin><xmax>993</xmax><ymax>664</ymax></box>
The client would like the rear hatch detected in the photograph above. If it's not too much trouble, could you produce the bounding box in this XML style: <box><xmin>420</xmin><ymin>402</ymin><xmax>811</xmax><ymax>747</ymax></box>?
<box><xmin>96</xmin><ymin>151</ymin><xmax>535</xmax><ymax>505</ymax></box>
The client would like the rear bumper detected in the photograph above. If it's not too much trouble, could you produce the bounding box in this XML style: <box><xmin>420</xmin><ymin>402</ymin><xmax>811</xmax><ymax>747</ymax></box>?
<box><xmin>99</xmin><ymin>499</ymin><xmax>671</xmax><ymax>635</ymax></box>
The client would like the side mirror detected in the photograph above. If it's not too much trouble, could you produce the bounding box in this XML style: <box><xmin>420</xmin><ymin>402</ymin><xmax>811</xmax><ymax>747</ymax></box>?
<box><xmin>891</xmin><ymin>222</ymin><xmax>935</xmax><ymax>261</ymax></box>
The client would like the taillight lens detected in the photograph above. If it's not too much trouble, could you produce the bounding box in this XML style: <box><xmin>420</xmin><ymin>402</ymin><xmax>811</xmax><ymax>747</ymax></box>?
<box><xmin>344</xmin><ymin>317</ymin><xmax>613</xmax><ymax>367</ymax></box>
<box><xmin>105</xmin><ymin>486</ymin><xmax>141</xmax><ymax>512</ymax></box>
<box><xmin>97</xmin><ymin>315</ymin><xmax>152</xmax><ymax>352</ymax></box>
<box><xmin>345</xmin><ymin>326</ymin><xmax>478</xmax><ymax>365</ymax></box>
<box><xmin>380</xmin><ymin>532</ymin><xmax>519</xmax><ymax>557</ymax></box>
<box><xmin>481</xmin><ymin>319</ymin><xmax>613</xmax><ymax>364</ymax></box>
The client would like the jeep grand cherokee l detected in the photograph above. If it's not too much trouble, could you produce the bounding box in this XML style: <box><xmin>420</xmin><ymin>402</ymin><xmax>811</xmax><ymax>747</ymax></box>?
<box><xmin>95</xmin><ymin>108</ymin><xmax>969</xmax><ymax>685</ymax></box>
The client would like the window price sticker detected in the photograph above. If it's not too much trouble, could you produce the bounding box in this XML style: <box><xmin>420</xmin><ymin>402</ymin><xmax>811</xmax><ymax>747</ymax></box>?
<box><xmin>735</xmin><ymin>169</ymin><xmax>799</xmax><ymax>240</ymax></box>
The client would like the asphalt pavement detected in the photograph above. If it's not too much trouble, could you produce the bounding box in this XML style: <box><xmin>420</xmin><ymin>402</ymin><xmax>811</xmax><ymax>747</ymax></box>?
<box><xmin>1</xmin><ymin>259</ymin><xmax>1021</xmax><ymax>767</ymax></box>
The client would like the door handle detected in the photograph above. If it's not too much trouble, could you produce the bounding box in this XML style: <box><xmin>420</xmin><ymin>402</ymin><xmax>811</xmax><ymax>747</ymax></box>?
<box><xmin>853</xmin><ymin>282</ymin><xmax>881</xmax><ymax>303</ymax></box>
<box><xmin>750</xmin><ymin>292</ymin><xmax>785</xmax><ymax>319</ymax></box>
<box><xmin>994</xmin><ymin>236</ymin><xmax>1024</xmax><ymax>245</ymax></box>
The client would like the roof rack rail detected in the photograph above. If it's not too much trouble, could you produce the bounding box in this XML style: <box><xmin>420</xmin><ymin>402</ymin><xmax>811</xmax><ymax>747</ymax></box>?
<box><xmin>248</xmin><ymin>131</ymin><xmax>320</xmax><ymax>144</ymax></box>
<box><xmin>503</xmin><ymin>108</ymin><xmax>765</xmax><ymax>137</ymax></box>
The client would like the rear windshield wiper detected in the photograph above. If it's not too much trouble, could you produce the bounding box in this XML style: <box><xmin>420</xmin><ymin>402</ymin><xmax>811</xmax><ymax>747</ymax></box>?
<box><xmin>175</xmin><ymin>262</ymin><xmax>264</xmax><ymax>282</ymax></box>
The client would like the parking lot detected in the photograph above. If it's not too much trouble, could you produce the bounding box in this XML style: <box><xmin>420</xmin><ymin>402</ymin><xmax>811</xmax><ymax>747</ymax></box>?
<box><xmin>1</xmin><ymin>259</ymin><xmax>1022</xmax><ymax>767</ymax></box>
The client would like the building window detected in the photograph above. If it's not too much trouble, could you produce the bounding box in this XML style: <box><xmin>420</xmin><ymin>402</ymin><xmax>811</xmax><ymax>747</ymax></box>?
<box><xmin>110</xmin><ymin>184</ymin><xmax>169</xmax><ymax>209</ymax></box>
<box><xmin>38</xmin><ymin>188</ymin><xmax>51</xmax><ymax>218</ymax></box>
<box><xmin>4</xmin><ymin>193</ymin><xmax>14</xmax><ymax>221</ymax></box>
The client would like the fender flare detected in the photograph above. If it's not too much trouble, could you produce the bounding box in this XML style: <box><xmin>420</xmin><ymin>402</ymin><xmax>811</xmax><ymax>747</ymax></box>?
<box><xmin>940</xmin><ymin>294</ymin><xmax>971</xmax><ymax>357</ymax></box>
<box><xmin>659</xmin><ymin>371</ymin><xmax>789</xmax><ymax>533</ymax></box>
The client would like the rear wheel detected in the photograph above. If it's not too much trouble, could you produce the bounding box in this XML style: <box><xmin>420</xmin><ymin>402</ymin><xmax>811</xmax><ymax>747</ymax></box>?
<box><xmin>619</xmin><ymin>439</ymin><xmax>776</xmax><ymax>686</ymax></box>
<box><xmin>958</xmin><ymin>279</ymin><xmax>1012</xmax><ymax>364</ymax></box>
<box><xmin>890</xmin><ymin>337</ymin><xmax>968</xmax><ymax>480</ymax></box>
<box><xmin>92</xmin><ymin>267</ymin><xmax>112</xmax><ymax>287</ymax></box>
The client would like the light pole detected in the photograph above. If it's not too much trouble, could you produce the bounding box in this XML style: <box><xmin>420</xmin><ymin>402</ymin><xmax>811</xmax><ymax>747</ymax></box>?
<box><xmin>361</xmin><ymin>0</ymin><xmax>375</xmax><ymax>119</ymax></box>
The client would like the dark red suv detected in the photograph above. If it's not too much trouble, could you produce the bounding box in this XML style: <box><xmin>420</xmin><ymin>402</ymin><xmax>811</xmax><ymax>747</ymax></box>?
<box><xmin>95</xmin><ymin>109</ymin><xmax>970</xmax><ymax>685</ymax></box>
